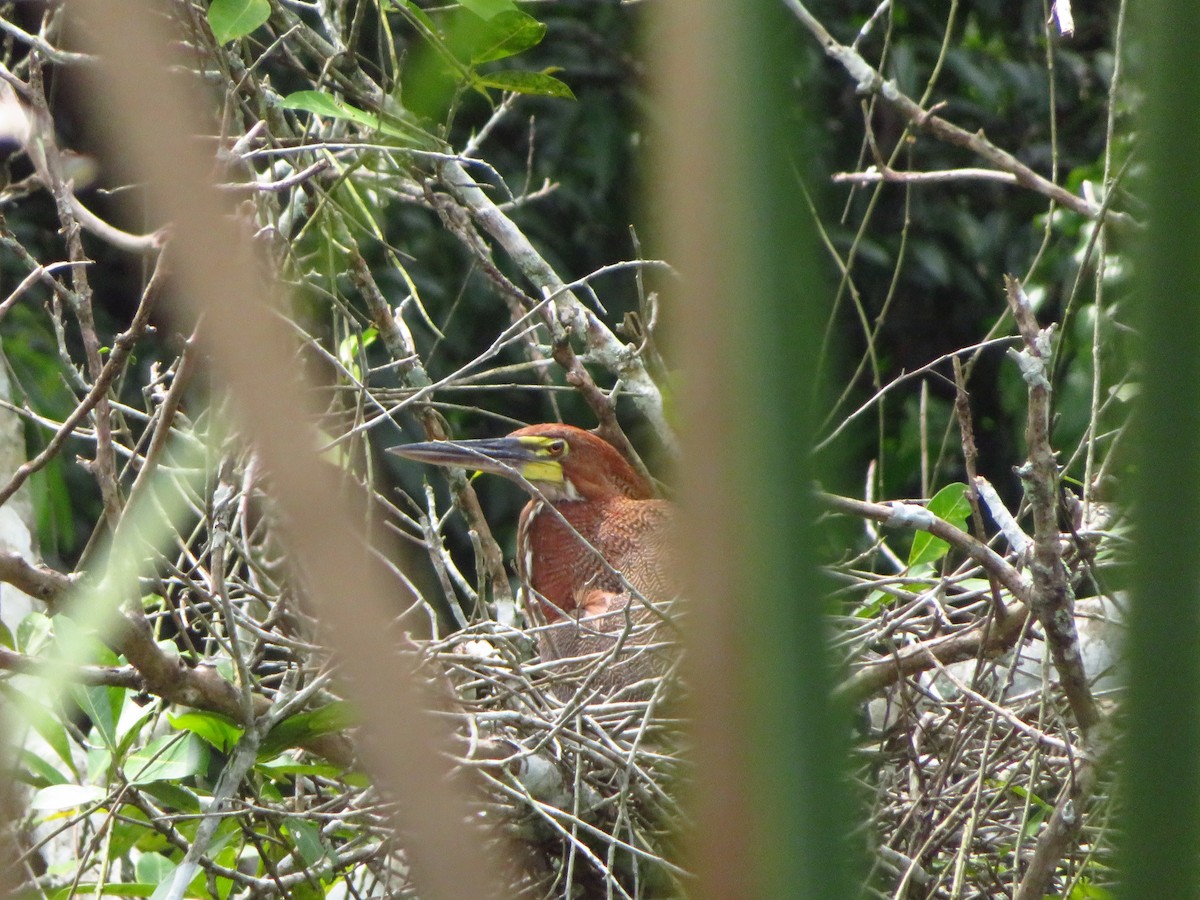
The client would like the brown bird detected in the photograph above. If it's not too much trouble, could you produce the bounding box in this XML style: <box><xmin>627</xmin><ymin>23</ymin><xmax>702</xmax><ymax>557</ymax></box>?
<box><xmin>390</xmin><ymin>424</ymin><xmax>677</xmax><ymax>699</ymax></box>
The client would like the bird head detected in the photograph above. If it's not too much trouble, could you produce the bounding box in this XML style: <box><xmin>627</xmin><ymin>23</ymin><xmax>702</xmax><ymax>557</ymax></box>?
<box><xmin>390</xmin><ymin>423</ymin><xmax>652</xmax><ymax>503</ymax></box>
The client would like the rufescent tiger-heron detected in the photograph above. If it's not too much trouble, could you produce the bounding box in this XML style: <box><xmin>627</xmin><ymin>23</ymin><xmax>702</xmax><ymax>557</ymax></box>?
<box><xmin>390</xmin><ymin>424</ymin><xmax>677</xmax><ymax>698</ymax></box>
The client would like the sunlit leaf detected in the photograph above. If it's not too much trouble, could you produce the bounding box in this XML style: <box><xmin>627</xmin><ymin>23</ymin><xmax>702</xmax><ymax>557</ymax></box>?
<box><xmin>123</xmin><ymin>733</ymin><xmax>207</xmax><ymax>786</ymax></box>
<box><xmin>51</xmin><ymin>884</ymin><xmax>158</xmax><ymax>899</ymax></box>
<box><xmin>0</xmin><ymin>683</ymin><xmax>77</xmax><ymax>775</ymax></box>
<box><xmin>16</xmin><ymin>747</ymin><xmax>70</xmax><ymax>787</ymax></box>
<box><xmin>475</xmin><ymin>70</ymin><xmax>575</xmax><ymax>99</ymax></box>
<box><xmin>280</xmin><ymin>91</ymin><xmax>435</xmax><ymax>146</ymax></box>
<box><xmin>72</xmin><ymin>683</ymin><xmax>124</xmax><ymax>750</ymax></box>
<box><xmin>457</xmin><ymin>0</ymin><xmax>517</xmax><ymax>20</ymax></box>
<box><xmin>259</xmin><ymin>701</ymin><xmax>356</xmax><ymax>758</ymax></box>
<box><xmin>169</xmin><ymin>710</ymin><xmax>244</xmax><ymax>753</ymax></box>
<box><xmin>56</xmin><ymin>613</ymin><xmax>119</xmax><ymax>666</ymax></box>
<box><xmin>284</xmin><ymin>817</ymin><xmax>328</xmax><ymax>866</ymax></box>
<box><xmin>30</xmin><ymin>782</ymin><xmax>106</xmax><ymax>811</ymax></box>
<box><xmin>136</xmin><ymin>852</ymin><xmax>175</xmax><ymax>885</ymax></box>
<box><xmin>908</xmin><ymin>482</ymin><xmax>970</xmax><ymax>568</ymax></box>
<box><xmin>337</xmin><ymin>326</ymin><xmax>379</xmax><ymax>382</ymax></box>
<box><xmin>139</xmin><ymin>780</ymin><xmax>202</xmax><ymax>813</ymax></box>
<box><xmin>208</xmin><ymin>0</ymin><xmax>270</xmax><ymax>44</ymax></box>
<box><xmin>17</xmin><ymin>610</ymin><xmax>54</xmax><ymax>655</ymax></box>
<box><xmin>257</xmin><ymin>758</ymin><xmax>346</xmax><ymax>779</ymax></box>
<box><xmin>1069</xmin><ymin>880</ymin><xmax>1115</xmax><ymax>900</ymax></box>
<box><xmin>470</xmin><ymin>11</ymin><xmax>546</xmax><ymax>64</ymax></box>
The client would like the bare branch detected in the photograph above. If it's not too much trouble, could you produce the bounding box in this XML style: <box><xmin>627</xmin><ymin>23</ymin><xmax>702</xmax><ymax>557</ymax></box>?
<box><xmin>0</xmin><ymin>647</ymin><xmax>142</xmax><ymax>688</ymax></box>
<box><xmin>0</xmin><ymin>257</ymin><xmax>161</xmax><ymax>510</ymax></box>
<box><xmin>0</xmin><ymin>550</ymin><xmax>74</xmax><ymax>605</ymax></box>
<box><xmin>437</xmin><ymin>159</ymin><xmax>679</xmax><ymax>456</ymax></box>
<box><xmin>785</xmin><ymin>0</ymin><xmax>1133</xmax><ymax>228</ymax></box>
<box><xmin>833</xmin><ymin>165</ymin><xmax>1020</xmax><ymax>186</ymax></box>
<box><xmin>1014</xmin><ymin>730</ymin><xmax>1111</xmax><ymax>900</ymax></box>
<box><xmin>821</xmin><ymin>492</ymin><xmax>1033</xmax><ymax>701</ymax></box>
<box><xmin>1005</xmin><ymin>274</ymin><xmax>1101</xmax><ymax>732</ymax></box>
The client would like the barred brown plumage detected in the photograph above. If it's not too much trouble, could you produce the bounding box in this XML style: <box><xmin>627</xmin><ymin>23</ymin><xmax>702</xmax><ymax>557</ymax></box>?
<box><xmin>391</xmin><ymin>424</ymin><xmax>677</xmax><ymax>698</ymax></box>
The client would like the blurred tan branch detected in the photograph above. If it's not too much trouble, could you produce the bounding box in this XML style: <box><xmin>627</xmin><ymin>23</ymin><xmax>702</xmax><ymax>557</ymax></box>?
<box><xmin>72</xmin><ymin>3</ymin><xmax>505</xmax><ymax>896</ymax></box>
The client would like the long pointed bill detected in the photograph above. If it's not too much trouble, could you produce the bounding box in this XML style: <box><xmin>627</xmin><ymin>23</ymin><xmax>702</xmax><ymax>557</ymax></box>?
<box><xmin>388</xmin><ymin>437</ymin><xmax>564</xmax><ymax>484</ymax></box>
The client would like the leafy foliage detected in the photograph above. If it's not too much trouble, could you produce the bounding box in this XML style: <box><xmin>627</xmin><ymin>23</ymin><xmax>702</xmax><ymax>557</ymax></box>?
<box><xmin>206</xmin><ymin>0</ymin><xmax>269</xmax><ymax>44</ymax></box>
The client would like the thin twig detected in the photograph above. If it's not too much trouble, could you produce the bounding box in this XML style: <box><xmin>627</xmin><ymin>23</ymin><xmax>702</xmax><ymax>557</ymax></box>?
<box><xmin>785</xmin><ymin>0</ymin><xmax>1133</xmax><ymax>228</ymax></box>
<box><xmin>833</xmin><ymin>166</ymin><xmax>1020</xmax><ymax>186</ymax></box>
<box><xmin>822</xmin><ymin>492</ymin><xmax>1032</xmax><ymax>701</ymax></box>
<box><xmin>350</xmin><ymin>252</ymin><xmax>514</xmax><ymax>616</ymax></box>
<box><xmin>437</xmin><ymin>158</ymin><xmax>679</xmax><ymax>456</ymax></box>
<box><xmin>0</xmin><ymin>267</ymin><xmax>161</xmax><ymax>510</ymax></box>
<box><xmin>1013</xmin><ymin>728</ymin><xmax>1111</xmax><ymax>900</ymax></box>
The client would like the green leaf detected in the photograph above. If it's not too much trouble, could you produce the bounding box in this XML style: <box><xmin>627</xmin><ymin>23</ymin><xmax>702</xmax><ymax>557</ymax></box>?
<box><xmin>86</xmin><ymin>744</ymin><xmax>113</xmax><ymax>784</ymax></box>
<box><xmin>72</xmin><ymin>683</ymin><xmax>124</xmax><ymax>750</ymax></box>
<box><xmin>256</xmin><ymin>758</ymin><xmax>346</xmax><ymax>779</ymax></box>
<box><xmin>995</xmin><ymin>779</ymin><xmax>1056</xmax><ymax>812</ymax></box>
<box><xmin>394</xmin><ymin>0</ymin><xmax>438</xmax><ymax>33</ymax></box>
<box><xmin>139</xmin><ymin>780</ymin><xmax>203</xmax><ymax>813</ymax></box>
<box><xmin>16</xmin><ymin>747</ymin><xmax>70</xmax><ymax>787</ymax></box>
<box><xmin>114</xmin><ymin>705</ymin><xmax>158</xmax><ymax>761</ymax></box>
<box><xmin>337</xmin><ymin>326</ymin><xmax>379</xmax><ymax>382</ymax></box>
<box><xmin>169</xmin><ymin>710</ymin><xmax>244</xmax><ymax>753</ymax></box>
<box><xmin>136</xmin><ymin>852</ymin><xmax>175</xmax><ymax>886</ymax></box>
<box><xmin>456</xmin><ymin>0</ymin><xmax>517</xmax><ymax>20</ymax></box>
<box><xmin>470</xmin><ymin>11</ymin><xmax>546</xmax><ymax>64</ymax></box>
<box><xmin>55</xmin><ymin>613</ymin><xmax>119</xmax><ymax>666</ymax></box>
<box><xmin>208</xmin><ymin>0</ymin><xmax>270</xmax><ymax>44</ymax></box>
<box><xmin>17</xmin><ymin>610</ymin><xmax>54</xmax><ymax>655</ymax></box>
<box><xmin>279</xmin><ymin>91</ymin><xmax>434</xmax><ymax>146</ymax></box>
<box><xmin>854</xmin><ymin>589</ymin><xmax>892</xmax><ymax>619</ymax></box>
<box><xmin>1112</xmin><ymin>381</ymin><xmax>1139</xmax><ymax>402</ymax></box>
<box><xmin>30</xmin><ymin>782</ymin><xmax>106</xmax><ymax>812</ymax></box>
<box><xmin>908</xmin><ymin>482</ymin><xmax>971</xmax><ymax>568</ymax></box>
<box><xmin>51</xmin><ymin>883</ymin><xmax>158</xmax><ymax>899</ymax></box>
<box><xmin>928</xmin><ymin>482</ymin><xmax>971</xmax><ymax>527</ymax></box>
<box><xmin>123</xmin><ymin>734</ymin><xmax>208</xmax><ymax>786</ymax></box>
<box><xmin>1068</xmin><ymin>879</ymin><xmax>1115</xmax><ymax>900</ymax></box>
<box><xmin>259</xmin><ymin>701</ymin><xmax>356</xmax><ymax>758</ymax></box>
<box><xmin>281</xmin><ymin>90</ymin><xmax>359</xmax><ymax>121</ymax></box>
<box><xmin>283</xmin><ymin>818</ymin><xmax>328</xmax><ymax>867</ymax></box>
<box><xmin>31</xmin><ymin>461</ymin><xmax>76</xmax><ymax>555</ymax></box>
<box><xmin>0</xmin><ymin>683</ymin><xmax>78</xmax><ymax>775</ymax></box>
<box><xmin>108</xmin><ymin>805</ymin><xmax>160</xmax><ymax>858</ymax></box>
<box><xmin>475</xmin><ymin>70</ymin><xmax>575</xmax><ymax>100</ymax></box>
<box><xmin>148</xmin><ymin>868</ymin><xmax>190</xmax><ymax>900</ymax></box>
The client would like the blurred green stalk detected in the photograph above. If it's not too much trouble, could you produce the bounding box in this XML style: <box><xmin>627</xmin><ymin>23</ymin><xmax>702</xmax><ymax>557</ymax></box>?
<box><xmin>655</xmin><ymin>2</ymin><xmax>855</xmax><ymax>897</ymax></box>
<box><xmin>1121</xmin><ymin>2</ymin><xmax>1200</xmax><ymax>898</ymax></box>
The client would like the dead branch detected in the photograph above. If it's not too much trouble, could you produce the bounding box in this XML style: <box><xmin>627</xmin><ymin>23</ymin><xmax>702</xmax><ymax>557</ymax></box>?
<box><xmin>1004</xmin><ymin>274</ymin><xmax>1100</xmax><ymax>733</ymax></box>
<box><xmin>785</xmin><ymin>0</ymin><xmax>1133</xmax><ymax>229</ymax></box>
